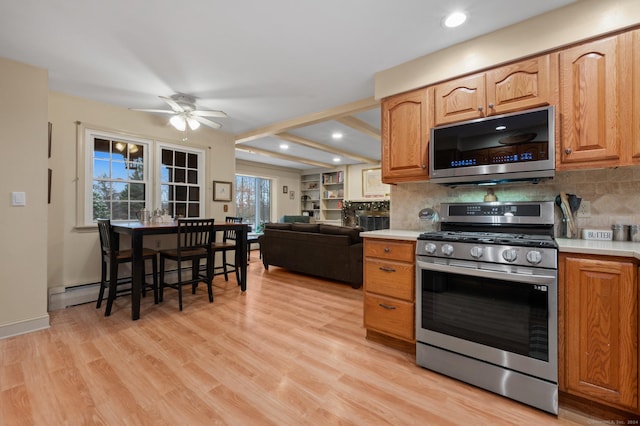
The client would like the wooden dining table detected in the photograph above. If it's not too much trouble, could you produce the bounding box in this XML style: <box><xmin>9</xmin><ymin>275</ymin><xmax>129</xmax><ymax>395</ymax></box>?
<box><xmin>112</xmin><ymin>221</ymin><xmax>250</xmax><ymax>320</ymax></box>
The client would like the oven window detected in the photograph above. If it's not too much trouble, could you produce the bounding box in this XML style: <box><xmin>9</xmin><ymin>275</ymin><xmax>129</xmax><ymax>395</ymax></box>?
<box><xmin>420</xmin><ymin>270</ymin><xmax>549</xmax><ymax>361</ymax></box>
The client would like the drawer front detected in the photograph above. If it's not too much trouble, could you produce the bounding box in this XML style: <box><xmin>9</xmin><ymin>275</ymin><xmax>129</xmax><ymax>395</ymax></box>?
<box><xmin>364</xmin><ymin>294</ymin><xmax>415</xmax><ymax>342</ymax></box>
<box><xmin>365</xmin><ymin>259</ymin><xmax>414</xmax><ymax>300</ymax></box>
<box><xmin>365</xmin><ymin>239</ymin><xmax>415</xmax><ymax>262</ymax></box>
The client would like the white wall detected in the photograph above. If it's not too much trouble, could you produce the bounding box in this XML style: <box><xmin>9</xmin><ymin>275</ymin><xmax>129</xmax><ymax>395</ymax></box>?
<box><xmin>47</xmin><ymin>92</ymin><xmax>236</xmax><ymax>292</ymax></box>
<box><xmin>0</xmin><ymin>57</ymin><xmax>49</xmax><ymax>337</ymax></box>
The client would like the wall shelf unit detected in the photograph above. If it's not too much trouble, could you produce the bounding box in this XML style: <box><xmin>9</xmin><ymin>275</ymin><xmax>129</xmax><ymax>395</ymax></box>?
<box><xmin>300</xmin><ymin>168</ymin><xmax>346</xmax><ymax>224</ymax></box>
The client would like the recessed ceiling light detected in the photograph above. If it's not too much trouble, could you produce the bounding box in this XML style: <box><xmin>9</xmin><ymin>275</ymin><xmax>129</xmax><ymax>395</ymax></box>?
<box><xmin>495</xmin><ymin>125</ymin><xmax>507</xmax><ymax>131</ymax></box>
<box><xmin>279</xmin><ymin>143</ymin><xmax>289</xmax><ymax>150</ymax></box>
<box><xmin>332</xmin><ymin>132</ymin><xmax>343</xmax><ymax>140</ymax></box>
<box><xmin>443</xmin><ymin>11</ymin><xmax>467</xmax><ymax>28</ymax></box>
<box><xmin>333</xmin><ymin>157</ymin><xmax>341</xmax><ymax>162</ymax></box>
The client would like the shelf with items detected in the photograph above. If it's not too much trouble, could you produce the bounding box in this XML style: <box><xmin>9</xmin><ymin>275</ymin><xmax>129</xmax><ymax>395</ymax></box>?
<box><xmin>321</xmin><ymin>169</ymin><xmax>345</xmax><ymax>223</ymax></box>
<box><xmin>300</xmin><ymin>173</ymin><xmax>321</xmax><ymax>217</ymax></box>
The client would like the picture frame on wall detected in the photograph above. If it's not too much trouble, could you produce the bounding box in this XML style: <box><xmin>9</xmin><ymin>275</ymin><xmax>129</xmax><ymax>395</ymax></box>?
<box><xmin>48</xmin><ymin>122</ymin><xmax>52</xmax><ymax>158</ymax></box>
<box><xmin>213</xmin><ymin>181</ymin><xmax>232</xmax><ymax>202</ymax></box>
<box><xmin>362</xmin><ymin>168</ymin><xmax>390</xmax><ymax>198</ymax></box>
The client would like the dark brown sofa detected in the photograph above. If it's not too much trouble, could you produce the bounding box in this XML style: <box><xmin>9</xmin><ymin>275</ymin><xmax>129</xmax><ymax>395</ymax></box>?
<box><xmin>259</xmin><ymin>223</ymin><xmax>364</xmax><ymax>288</ymax></box>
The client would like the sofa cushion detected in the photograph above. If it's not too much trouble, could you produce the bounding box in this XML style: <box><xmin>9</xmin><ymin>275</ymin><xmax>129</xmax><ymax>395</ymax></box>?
<box><xmin>290</xmin><ymin>223</ymin><xmax>320</xmax><ymax>233</ymax></box>
<box><xmin>265</xmin><ymin>223</ymin><xmax>291</xmax><ymax>230</ymax></box>
<box><xmin>318</xmin><ymin>224</ymin><xmax>364</xmax><ymax>244</ymax></box>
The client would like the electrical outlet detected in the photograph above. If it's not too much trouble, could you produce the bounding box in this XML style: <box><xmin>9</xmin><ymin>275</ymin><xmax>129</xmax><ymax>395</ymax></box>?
<box><xmin>577</xmin><ymin>200</ymin><xmax>591</xmax><ymax>218</ymax></box>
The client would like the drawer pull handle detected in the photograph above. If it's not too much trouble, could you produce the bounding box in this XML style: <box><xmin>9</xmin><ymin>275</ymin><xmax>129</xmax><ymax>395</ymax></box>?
<box><xmin>383</xmin><ymin>247</ymin><xmax>390</xmax><ymax>253</ymax></box>
<box><xmin>379</xmin><ymin>303</ymin><xmax>397</xmax><ymax>310</ymax></box>
<box><xmin>379</xmin><ymin>266</ymin><xmax>396</xmax><ymax>273</ymax></box>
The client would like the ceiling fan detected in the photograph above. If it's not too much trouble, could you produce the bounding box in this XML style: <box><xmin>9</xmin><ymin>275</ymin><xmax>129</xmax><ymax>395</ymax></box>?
<box><xmin>132</xmin><ymin>94</ymin><xmax>227</xmax><ymax>131</ymax></box>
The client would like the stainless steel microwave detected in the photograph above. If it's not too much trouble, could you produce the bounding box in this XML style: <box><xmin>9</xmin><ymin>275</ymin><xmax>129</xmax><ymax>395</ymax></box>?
<box><xmin>429</xmin><ymin>106</ymin><xmax>555</xmax><ymax>185</ymax></box>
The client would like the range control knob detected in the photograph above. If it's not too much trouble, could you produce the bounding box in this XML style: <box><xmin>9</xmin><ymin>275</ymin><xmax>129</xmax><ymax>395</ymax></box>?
<box><xmin>502</xmin><ymin>248</ymin><xmax>518</xmax><ymax>262</ymax></box>
<box><xmin>424</xmin><ymin>243</ymin><xmax>437</xmax><ymax>255</ymax></box>
<box><xmin>441</xmin><ymin>244</ymin><xmax>454</xmax><ymax>256</ymax></box>
<box><xmin>470</xmin><ymin>246</ymin><xmax>484</xmax><ymax>259</ymax></box>
<box><xmin>526</xmin><ymin>250</ymin><xmax>543</xmax><ymax>265</ymax></box>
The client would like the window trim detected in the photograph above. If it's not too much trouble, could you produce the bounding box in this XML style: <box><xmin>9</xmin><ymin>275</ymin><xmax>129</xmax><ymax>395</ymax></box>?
<box><xmin>84</xmin><ymin>128</ymin><xmax>153</xmax><ymax>226</ymax></box>
<box><xmin>154</xmin><ymin>141</ymin><xmax>206</xmax><ymax>218</ymax></box>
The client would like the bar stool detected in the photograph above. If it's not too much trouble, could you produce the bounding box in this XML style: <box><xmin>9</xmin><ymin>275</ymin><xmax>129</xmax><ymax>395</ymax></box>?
<box><xmin>212</xmin><ymin>216</ymin><xmax>242</xmax><ymax>281</ymax></box>
<box><xmin>96</xmin><ymin>219</ymin><xmax>158</xmax><ymax>317</ymax></box>
<box><xmin>158</xmin><ymin>218</ymin><xmax>215</xmax><ymax>311</ymax></box>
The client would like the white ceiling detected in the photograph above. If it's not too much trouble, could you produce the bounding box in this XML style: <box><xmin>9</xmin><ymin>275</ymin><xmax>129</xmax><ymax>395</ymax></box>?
<box><xmin>0</xmin><ymin>0</ymin><xmax>576</xmax><ymax>170</ymax></box>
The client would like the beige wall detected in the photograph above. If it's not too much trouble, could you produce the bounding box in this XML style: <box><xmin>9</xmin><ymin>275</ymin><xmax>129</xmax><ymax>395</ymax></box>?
<box><xmin>0</xmin><ymin>57</ymin><xmax>49</xmax><ymax>336</ymax></box>
<box><xmin>376</xmin><ymin>0</ymin><xmax>640</xmax><ymax>99</ymax></box>
<box><xmin>47</xmin><ymin>92</ymin><xmax>236</xmax><ymax>295</ymax></box>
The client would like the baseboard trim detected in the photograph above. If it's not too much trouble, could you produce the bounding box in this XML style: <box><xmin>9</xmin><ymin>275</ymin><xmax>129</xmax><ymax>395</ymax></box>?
<box><xmin>0</xmin><ymin>315</ymin><xmax>50</xmax><ymax>340</ymax></box>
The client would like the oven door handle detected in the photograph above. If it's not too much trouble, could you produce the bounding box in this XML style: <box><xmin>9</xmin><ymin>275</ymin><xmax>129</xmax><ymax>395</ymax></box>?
<box><xmin>417</xmin><ymin>259</ymin><xmax>556</xmax><ymax>285</ymax></box>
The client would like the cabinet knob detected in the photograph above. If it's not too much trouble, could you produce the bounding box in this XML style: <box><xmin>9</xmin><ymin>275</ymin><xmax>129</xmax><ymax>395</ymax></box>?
<box><xmin>383</xmin><ymin>247</ymin><xmax>390</xmax><ymax>253</ymax></box>
<box><xmin>488</xmin><ymin>102</ymin><xmax>494</xmax><ymax>109</ymax></box>
<box><xmin>565</xmin><ymin>148</ymin><xmax>572</xmax><ymax>155</ymax></box>
<box><xmin>421</xmin><ymin>164</ymin><xmax>426</xmax><ymax>169</ymax></box>
<box><xmin>477</xmin><ymin>105</ymin><xmax>483</xmax><ymax>112</ymax></box>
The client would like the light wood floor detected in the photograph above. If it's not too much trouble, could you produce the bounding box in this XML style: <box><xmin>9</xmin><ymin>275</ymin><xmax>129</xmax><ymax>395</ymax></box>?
<box><xmin>1</xmin><ymin>257</ymin><xmax>594</xmax><ymax>425</ymax></box>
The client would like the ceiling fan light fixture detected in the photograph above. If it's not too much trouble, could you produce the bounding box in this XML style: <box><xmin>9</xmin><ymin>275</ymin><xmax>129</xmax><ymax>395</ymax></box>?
<box><xmin>170</xmin><ymin>115</ymin><xmax>186</xmax><ymax>131</ymax></box>
<box><xmin>186</xmin><ymin>117</ymin><xmax>200</xmax><ymax>130</ymax></box>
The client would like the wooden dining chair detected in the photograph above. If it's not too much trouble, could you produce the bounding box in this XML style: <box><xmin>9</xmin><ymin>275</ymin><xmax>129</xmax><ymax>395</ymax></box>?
<box><xmin>158</xmin><ymin>218</ymin><xmax>215</xmax><ymax>311</ymax></box>
<box><xmin>212</xmin><ymin>216</ymin><xmax>242</xmax><ymax>282</ymax></box>
<box><xmin>96</xmin><ymin>219</ymin><xmax>159</xmax><ymax>317</ymax></box>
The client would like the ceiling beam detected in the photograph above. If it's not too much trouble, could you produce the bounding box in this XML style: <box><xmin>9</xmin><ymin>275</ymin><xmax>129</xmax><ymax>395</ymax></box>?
<box><xmin>235</xmin><ymin>146</ymin><xmax>334</xmax><ymax>168</ymax></box>
<box><xmin>276</xmin><ymin>133</ymin><xmax>378</xmax><ymax>164</ymax></box>
<box><xmin>235</xmin><ymin>97</ymin><xmax>379</xmax><ymax>144</ymax></box>
<box><xmin>336</xmin><ymin>116</ymin><xmax>381</xmax><ymax>141</ymax></box>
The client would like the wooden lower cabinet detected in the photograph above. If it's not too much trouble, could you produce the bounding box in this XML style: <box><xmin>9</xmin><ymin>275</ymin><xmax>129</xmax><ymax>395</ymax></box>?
<box><xmin>363</xmin><ymin>238</ymin><xmax>415</xmax><ymax>352</ymax></box>
<box><xmin>560</xmin><ymin>253</ymin><xmax>639</xmax><ymax>413</ymax></box>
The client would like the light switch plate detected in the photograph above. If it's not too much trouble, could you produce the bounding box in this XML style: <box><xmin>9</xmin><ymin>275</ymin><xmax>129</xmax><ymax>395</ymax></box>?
<box><xmin>11</xmin><ymin>191</ymin><xmax>26</xmax><ymax>206</ymax></box>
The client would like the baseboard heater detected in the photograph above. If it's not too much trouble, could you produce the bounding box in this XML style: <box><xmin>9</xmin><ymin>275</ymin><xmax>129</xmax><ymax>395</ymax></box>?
<box><xmin>48</xmin><ymin>269</ymin><xmax>180</xmax><ymax>311</ymax></box>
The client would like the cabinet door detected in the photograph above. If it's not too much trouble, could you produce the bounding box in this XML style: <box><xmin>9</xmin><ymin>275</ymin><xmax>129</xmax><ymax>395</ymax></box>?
<box><xmin>564</xmin><ymin>256</ymin><xmax>638</xmax><ymax>411</ymax></box>
<box><xmin>434</xmin><ymin>73</ymin><xmax>485</xmax><ymax>126</ymax></box>
<box><xmin>381</xmin><ymin>88</ymin><xmax>430</xmax><ymax>183</ymax></box>
<box><xmin>558</xmin><ymin>35</ymin><xmax>626</xmax><ymax>167</ymax></box>
<box><xmin>633</xmin><ymin>30</ymin><xmax>640</xmax><ymax>163</ymax></box>
<box><xmin>486</xmin><ymin>54</ymin><xmax>555</xmax><ymax>115</ymax></box>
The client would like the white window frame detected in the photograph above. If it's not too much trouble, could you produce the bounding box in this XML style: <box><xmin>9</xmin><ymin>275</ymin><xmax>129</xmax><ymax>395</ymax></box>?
<box><xmin>83</xmin><ymin>128</ymin><xmax>153</xmax><ymax>226</ymax></box>
<box><xmin>154</xmin><ymin>142</ymin><xmax>206</xmax><ymax>219</ymax></box>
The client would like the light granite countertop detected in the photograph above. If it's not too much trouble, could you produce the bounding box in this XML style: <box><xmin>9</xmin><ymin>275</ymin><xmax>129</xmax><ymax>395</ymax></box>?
<box><xmin>361</xmin><ymin>229</ymin><xmax>640</xmax><ymax>260</ymax></box>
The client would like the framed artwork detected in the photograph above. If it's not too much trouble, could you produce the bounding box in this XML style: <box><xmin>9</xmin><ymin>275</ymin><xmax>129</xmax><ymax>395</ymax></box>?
<box><xmin>213</xmin><ymin>181</ymin><xmax>232</xmax><ymax>202</ymax></box>
<box><xmin>362</xmin><ymin>168</ymin><xmax>390</xmax><ymax>198</ymax></box>
<box><xmin>48</xmin><ymin>168</ymin><xmax>52</xmax><ymax>204</ymax></box>
<box><xmin>48</xmin><ymin>122</ymin><xmax>52</xmax><ymax>158</ymax></box>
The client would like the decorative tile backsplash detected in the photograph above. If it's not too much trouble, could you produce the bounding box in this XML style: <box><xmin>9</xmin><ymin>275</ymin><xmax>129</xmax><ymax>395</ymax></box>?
<box><xmin>390</xmin><ymin>166</ymin><xmax>640</xmax><ymax>237</ymax></box>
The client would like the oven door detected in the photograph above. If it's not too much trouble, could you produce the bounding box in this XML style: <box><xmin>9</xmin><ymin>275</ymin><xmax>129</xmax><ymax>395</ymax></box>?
<box><xmin>416</xmin><ymin>257</ymin><xmax>557</xmax><ymax>383</ymax></box>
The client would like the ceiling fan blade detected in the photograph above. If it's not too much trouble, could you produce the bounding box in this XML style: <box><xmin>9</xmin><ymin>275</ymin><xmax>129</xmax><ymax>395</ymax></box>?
<box><xmin>159</xmin><ymin>96</ymin><xmax>184</xmax><ymax>113</ymax></box>
<box><xmin>191</xmin><ymin>110</ymin><xmax>227</xmax><ymax>118</ymax></box>
<box><xmin>191</xmin><ymin>115</ymin><xmax>222</xmax><ymax>129</ymax></box>
<box><xmin>130</xmin><ymin>108</ymin><xmax>176</xmax><ymax>114</ymax></box>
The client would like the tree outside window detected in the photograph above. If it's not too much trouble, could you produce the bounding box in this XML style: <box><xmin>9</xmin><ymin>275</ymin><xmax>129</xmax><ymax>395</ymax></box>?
<box><xmin>235</xmin><ymin>175</ymin><xmax>271</xmax><ymax>230</ymax></box>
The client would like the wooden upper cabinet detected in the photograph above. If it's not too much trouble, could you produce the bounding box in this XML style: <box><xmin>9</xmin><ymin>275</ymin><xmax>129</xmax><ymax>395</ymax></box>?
<box><xmin>434</xmin><ymin>54</ymin><xmax>555</xmax><ymax>126</ymax></box>
<box><xmin>558</xmin><ymin>34</ymin><xmax>630</xmax><ymax>168</ymax></box>
<box><xmin>381</xmin><ymin>87</ymin><xmax>431</xmax><ymax>183</ymax></box>
<box><xmin>486</xmin><ymin>54</ymin><xmax>556</xmax><ymax>115</ymax></box>
<box><xmin>563</xmin><ymin>255</ymin><xmax>638</xmax><ymax>411</ymax></box>
<box><xmin>433</xmin><ymin>73</ymin><xmax>485</xmax><ymax>126</ymax></box>
<box><xmin>633</xmin><ymin>29</ymin><xmax>640</xmax><ymax>163</ymax></box>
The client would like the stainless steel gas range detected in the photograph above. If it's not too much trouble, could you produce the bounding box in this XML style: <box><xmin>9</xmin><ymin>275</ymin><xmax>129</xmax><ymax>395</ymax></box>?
<box><xmin>415</xmin><ymin>201</ymin><xmax>558</xmax><ymax>414</ymax></box>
